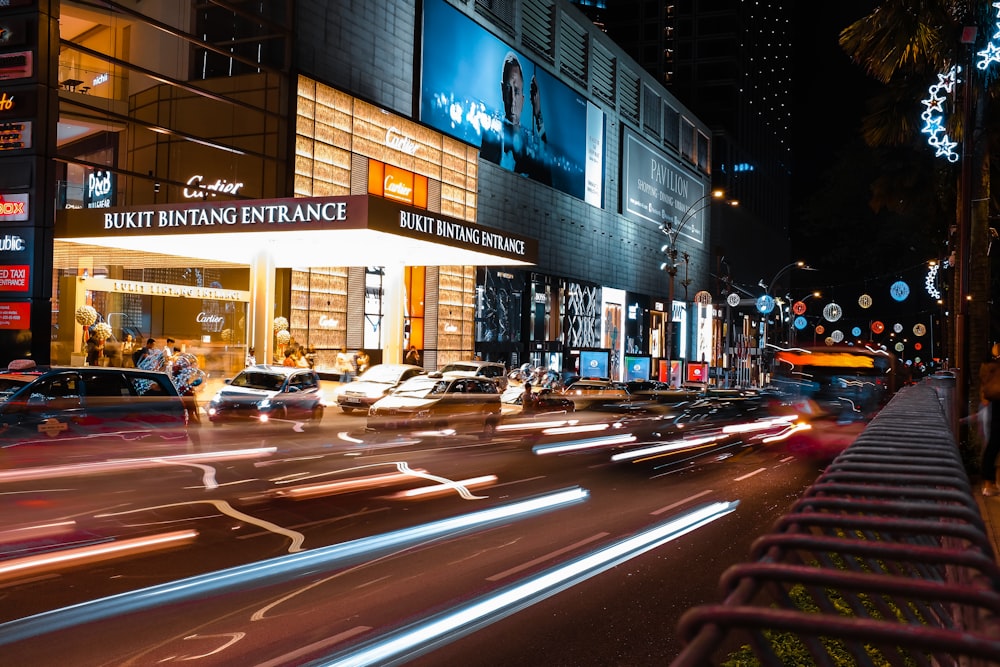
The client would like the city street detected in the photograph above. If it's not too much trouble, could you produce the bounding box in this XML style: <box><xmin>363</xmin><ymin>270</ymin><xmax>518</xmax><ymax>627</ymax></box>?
<box><xmin>0</xmin><ymin>407</ymin><xmax>864</xmax><ymax>664</ymax></box>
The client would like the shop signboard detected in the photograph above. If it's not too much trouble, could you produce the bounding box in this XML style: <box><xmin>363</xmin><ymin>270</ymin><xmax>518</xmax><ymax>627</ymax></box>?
<box><xmin>0</xmin><ymin>118</ymin><xmax>28</xmax><ymax>150</ymax></box>
<box><xmin>84</xmin><ymin>168</ymin><xmax>114</xmax><ymax>208</ymax></box>
<box><xmin>0</xmin><ymin>49</ymin><xmax>31</xmax><ymax>80</ymax></box>
<box><xmin>0</xmin><ymin>15</ymin><xmax>28</xmax><ymax>46</ymax></box>
<box><xmin>0</xmin><ymin>192</ymin><xmax>27</xmax><ymax>220</ymax></box>
<box><xmin>622</xmin><ymin>128</ymin><xmax>708</xmax><ymax>244</ymax></box>
<box><xmin>0</xmin><ymin>300</ymin><xmax>28</xmax><ymax>328</ymax></box>
<box><xmin>0</xmin><ymin>263</ymin><xmax>28</xmax><ymax>291</ymax></box>
<box><xmin>0</xmin><ymin>84</ymin><xmax>36</xmax><ymax>116</ymax></box>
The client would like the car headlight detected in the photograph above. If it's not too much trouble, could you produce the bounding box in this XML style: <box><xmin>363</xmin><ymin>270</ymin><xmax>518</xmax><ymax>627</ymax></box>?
<box><xmin>257</xmin><ymin>397</ymin><xmax>272</xmax><ymax>410</ymax></box>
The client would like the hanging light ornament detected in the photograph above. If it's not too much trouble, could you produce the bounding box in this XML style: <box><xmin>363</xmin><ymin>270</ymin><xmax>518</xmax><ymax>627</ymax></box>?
<box><xmin>851</xmin><ymin>326</ymin><xmax>862</xmax><ymax>337</ymax></box>
<box><xmin>919</xmin><ymin>65</ymin><xmax>960</xmax><ymax>162</ymax></box>
<box><xmin>831</xmin><ymin>330</ymin><xmax>844</xmax><ymax>343</ymax></box>
<box><xmin>822</xmin><ymin>302</ymin><xmax>842</xmax><ymax>322</ymax></box>
<box><xmin>858</xmin><ymin>294</ymin><xmax>872</xmax><ymax>309</ymax></box>
<box><xmin>871</xmin><ymin>321</ymin><xmax>885</xmax><ymax>334</ymax></box>
<box><xmin>925</xmin><ymin>264</ymin><xmax>941</xmax><ymax>299</ymax></box>
<box><xmin>913</xmin><ymin>323</ymin><xmax>927</xmax><ymax>337</ymax></box>
<box><xmin>893</xmin><ymin>323</ymin><xmax>904</xmax><ymax>334</ymax></box>
<box><xmin>889</xmin><ymin>280</ymin><xmax>910</xmax><ymax>302</ymax></box>
<box><xmin>793</xmin><ymin>316</ymin><xmax>807</xmax><ymax>330</ymax></box>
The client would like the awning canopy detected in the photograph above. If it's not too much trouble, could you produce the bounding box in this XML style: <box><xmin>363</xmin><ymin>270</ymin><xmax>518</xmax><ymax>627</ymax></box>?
<box><xmin>55</xmin><ymin>195</ymin><xmax>537</xmax><ymax>269</ymax></box>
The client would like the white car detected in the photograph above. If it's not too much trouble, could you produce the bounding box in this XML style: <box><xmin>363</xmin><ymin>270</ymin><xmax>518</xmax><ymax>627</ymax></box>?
<box><xmin>335</xmin><ymin>363</ymin><xmax>424</xmax><ymax>413</ymax></box>
<box><xmin>437</xmin><ymin>360</ymin><xmax>508</xmax><ymax>390</ymax></box>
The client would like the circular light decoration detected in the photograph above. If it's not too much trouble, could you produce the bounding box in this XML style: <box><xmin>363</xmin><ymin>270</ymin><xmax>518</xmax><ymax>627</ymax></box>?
<box><xmin>822</xmin><ymin>302</ymin><xmax>842</xmax><ymax>322</ymax></box>
<box><xmin>793</xmin><ymin>316</ymin><xmax>807</xmax><ymax>330</ymax></box>
<box><xmin>831</xmin><ymin>330</ymin><xmax>844</xmax><ymax>343</ymax></box>
<box><xmin>893</xmin><ymin>322</ymin><xmax>904</xmax><ymax>333</ymax></box>
<box><xmin>895</xmin><ymin>342</ymin><xmax>905</xmax><ymax>353</ymax></box>
<box><xmin>824</xmin><ymin>337</ymin><xmax>834</xmax><ymax>346</ymax></box>
<box><xmin>915</xmin><ymin>356</ymin><xmax>922</xmax><ymax>364</ymax></box>
<box><xmin>851</xmin><ymin>326</ymin><xmax>862</xmax><ymax>337</ymax></box>
<box><xmin>925</xmin><ymin>264</ymin><xmax>941</xmax><ymax>299</ymax></box>
<box><xmin>815</xmin><ymin>325</ymin><xmax>826</xmax><ymax>335</ymax></box>
<box><xmin>726</xmin><ymin>292</ymin><xmax>741</xmax><ymax>307</ymax></box>
<box><xmin>792</xmin><ymin>301</ymin><xmax>807</xmax><ymax>315</ymax></box>
<box><xmin>890</xmin><ymin>280</ymin><xmax>910</xmax><ymax>302</ymax></box>
<box><xmin>858</xmin><ymin>294</ymin><xmax>872</xmax><ymax>309</ymax></box>
<box><xmin>914</xmin><ymin>342</ymin><xmax>922</xmax><ymax>351</ymax></box>
<box><xmin>913</xmin><ymin>323</ymin><xmax>926</xmax><ymax>337</ymax></box>
<box><xmin>756</xmin><ymin>294</ymin><xmax>775</xmax><ymax>314</ymax></box>
<box><xmin>871</xmin><ymin>321</ymin><xmax>885</xmax><ymax>334</ymax></box>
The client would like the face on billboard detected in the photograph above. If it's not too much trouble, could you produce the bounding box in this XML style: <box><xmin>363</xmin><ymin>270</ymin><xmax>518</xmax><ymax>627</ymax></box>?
<box><xmin>420</xmin><ymin>0</ymin><xmax>603</xmax><ymax>204</ymax></box>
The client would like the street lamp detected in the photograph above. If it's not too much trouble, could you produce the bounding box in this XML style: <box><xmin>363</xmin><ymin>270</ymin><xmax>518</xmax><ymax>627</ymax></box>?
<box><xmin>757</xmin><ymin>261</ymin><xmax>814</xmax><ymax>383</ymax></box>
<box><xmin>659</xmin><ymin>189</ymin><xmax>736</xmax><ymax>385</ymax></box>
<box><xmin>788</xmin><ymin>291</ymin><xmax>821</xmax><ymax>346</ymax></box>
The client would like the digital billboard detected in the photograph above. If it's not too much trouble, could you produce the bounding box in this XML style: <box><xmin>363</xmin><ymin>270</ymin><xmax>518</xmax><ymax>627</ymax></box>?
<box><xmin>419</xmin><ymin>0</ymin><xmax>604</xmax><ymax>206</ymax></box>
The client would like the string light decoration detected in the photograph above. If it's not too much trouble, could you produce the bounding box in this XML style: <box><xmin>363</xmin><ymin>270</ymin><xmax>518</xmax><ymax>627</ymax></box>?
<box><xmin>921</xmin><ymin>3</ymin><xmax>1000</xmax><ymax>161</ymax></box>
<box><xmin>919</xmin><ymin>65</ymin><xmax>961</xmax><ymax>162</ymax></box>
<box><xmin>925</xmin><ymin>263</ymin><xmax>941</xmax><ymax>299</ymax></box>
<box><xmin>822</xmin><ymin>302</ymin><xmax>843</xmax><ymax>322</ymax></box>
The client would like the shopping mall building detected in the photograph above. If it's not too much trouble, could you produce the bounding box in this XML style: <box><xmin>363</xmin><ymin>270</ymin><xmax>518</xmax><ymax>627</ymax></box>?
<box><xmin>0</xmin><ymin>0</ymin><xmax>747</xmax><ymax>383</ymax></box>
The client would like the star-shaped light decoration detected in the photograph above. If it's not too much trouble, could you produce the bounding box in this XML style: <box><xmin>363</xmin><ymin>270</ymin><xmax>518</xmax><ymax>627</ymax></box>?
<box><xmin>977</xmin><ymin>40</ymin><xmax>1000</xmax><ymax>70</ymax></box>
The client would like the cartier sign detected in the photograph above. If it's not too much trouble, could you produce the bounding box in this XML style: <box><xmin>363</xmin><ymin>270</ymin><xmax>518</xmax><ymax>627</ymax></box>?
<box><xmin>385</xmin><ymin>127</ymin><xmax>418</xmax><ymax>156</ymax></box>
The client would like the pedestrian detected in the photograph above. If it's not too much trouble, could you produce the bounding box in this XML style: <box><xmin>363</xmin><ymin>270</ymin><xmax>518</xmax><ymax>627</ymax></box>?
<box><xmin>121</xmin><ymin>334</ymin><xmax>135</xmax><ymax>367</ymax></box>
<box><xmin>355</xmin><ymin>349</ymin><xmax>370</xmax><ymax>374</ymax></box>
<box><xmin>979</xmin><ymin>348</ymin><xmax>1000</xmax><ymax>496</ymax></box>
<box><xmin>335</xmin><ymin>345</ymin><xmax>354</xmax><ymax>382</ymax></box>
<box><xmin>521</xmin><ymin>379</ymin><xmax>535</xmax><ymax>413</ymax></box>
<box><xmin>405</xmin><ymin>345</ymin><xmax>421</xmax><ymax>367</ymax></box>
<box><xmin>246</xmin><ymin>347</ymin><xmax>257</xmax><ymax>367</ymax></box>
<box><xmin>133</xmin><ymin>337</ymin><xmax>156</xmax><ymax>367</ymax></box>
<box><xmin>305</xmin><ymin>345</ymin><xmax>318</xmax><ymax>370</ymax></box>
<box><xmin>85</xmin><ymin>330</ymin><xmax>102</xmax><ymax>366</ymax></box>
<box><xmin>283</xmin><ymin>348</ymin><xmax>297</xmax><ymax>367</ymax></box>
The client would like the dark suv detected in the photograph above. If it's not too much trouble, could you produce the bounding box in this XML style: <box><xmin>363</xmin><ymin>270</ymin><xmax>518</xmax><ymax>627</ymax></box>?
<box><xmin>0</xmin><ymin>365</ymin><xmax>189</xmax><ymax>451</ymax></box>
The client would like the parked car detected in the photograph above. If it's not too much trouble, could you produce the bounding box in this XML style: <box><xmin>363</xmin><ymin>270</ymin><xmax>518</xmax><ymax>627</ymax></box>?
<box><xmin>334</xmin><ymin>363</ymin><xmax>425</xmax><ymax>413</ymax></box>
<box><xmin>368</xmin><ymin>374</ymin><xmax>501</xmax><ymax>435</ymax></box>
<box><xmin>206</xmin><ymin>365</ymin><xmax>324</xmax><ymax>426</ymax></box>
<box><xmin>501</xmin><ymin>384</ymin><xmax>575</xmax><ymax>414</ymax></box>
<box><xmin>562</xmin><ymin>379</ymin><xmax>634</xmax><ymax>411</ymax></box>
<box><xmin>0</xmin><ymin>363</ymin><xmax>189</xmax><ymax>449</ymax></box>
<box><xmin>438</xmin><ymin>360</ymin><xmax>508</xmax><ymax>390</ymax></box>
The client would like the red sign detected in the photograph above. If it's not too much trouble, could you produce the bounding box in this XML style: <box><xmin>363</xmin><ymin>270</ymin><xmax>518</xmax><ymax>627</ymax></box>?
<box><xmin>0</xmin><ymin>192</ymin><xmax>27</xmax><ymax>220</ymax></box>
<box><xmin>0</xmin><ymin>301</ymin><xmax>28</xmax><ymax>328</ymax></box>
<box><xmin>686</xmin><ymin>361</ymin><xmax>708</xmax><ymax>384</ymax></box>
<box><xmin>0</xmin><ymin>264</ymin><xmax>28</xmax><ymax>291</ymax></box>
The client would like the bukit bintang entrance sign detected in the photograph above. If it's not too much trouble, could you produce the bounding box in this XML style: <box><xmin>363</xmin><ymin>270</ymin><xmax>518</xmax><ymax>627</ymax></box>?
<box><xmin>55</xmin><ymin>195</ymin><xmax>538</xmax><ymax>267</ymax></box>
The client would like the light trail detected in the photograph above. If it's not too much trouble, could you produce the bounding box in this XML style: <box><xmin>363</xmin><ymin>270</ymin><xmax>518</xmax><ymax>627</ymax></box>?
<box><xmin>610</xmin><ymin>434</ymin><xmax>721</xmax><ymax>462</ymax></box>
<box><xmin>532</xmin><ymin>434</ymin><xmax>636</xmax><ymax>455</ymax></box>
<box><xmin>0</xmin><ymin>530</ymin><xmax>198</xmax><ymax>582</ymax></box>
<box><xmin>0</xmin><ymin>487</ymin><xmax>589</xmax><ymax>646</ymax></box>
<box><xmin>315</xmin><ymin>502</ymin><xmax>739</xmax><ymax>667</ymax></box>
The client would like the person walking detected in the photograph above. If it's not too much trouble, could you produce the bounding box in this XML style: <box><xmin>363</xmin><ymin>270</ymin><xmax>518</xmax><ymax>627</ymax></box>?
<box><xmin>85</xmin><ymin>330</ymin><xmax>103</xmax><ymax>366</ymax></box>
<box><xmin>404</xmin><ymin>345</ymin><xmax>421</xmax><ymax>367</ymax></box>
<box><xmin>121</xmin><ymin>334</ymin><xmax>135</xmax><ymax>367</ymax></box>
<box><xmin>980</xmin><ymin>348</ymin><xmax>1000</xmax><ymax>496</ymax></box>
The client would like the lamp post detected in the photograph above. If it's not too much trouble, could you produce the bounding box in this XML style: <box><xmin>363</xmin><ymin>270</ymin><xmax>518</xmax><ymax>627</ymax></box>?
<box><xmin>788</xmin><ymin>291</ymin><xmax>821</xmax><ymax>346</ymax></box>
<box><xmin>757</xmin><ymin>261</ymin><xmax>814</xmax><ymax>383</ymax></box>
<box><xmin>660</xmin><ymin>190</ymin><xmax>735</xmax><ymax>386</ymax></box>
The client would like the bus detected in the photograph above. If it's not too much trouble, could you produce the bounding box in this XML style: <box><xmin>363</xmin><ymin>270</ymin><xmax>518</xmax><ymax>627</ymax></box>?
<box><xmin>771</xmin><ymin>345</ymin><xmax>899</xmax><ymax>417</ymax></box>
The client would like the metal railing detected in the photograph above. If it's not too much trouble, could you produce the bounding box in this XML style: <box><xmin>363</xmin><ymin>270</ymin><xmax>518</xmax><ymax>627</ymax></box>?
<box><xmin>671</xmin><ymin>379</ymin><xmax>1000</xmax><ymax>666</ymax></box>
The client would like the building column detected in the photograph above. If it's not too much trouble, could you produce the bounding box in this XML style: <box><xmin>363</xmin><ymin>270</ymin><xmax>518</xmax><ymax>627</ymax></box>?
<box><xmin>250</xmin><ymin>246</ymin><xmax>276</xmax><ymax>364</ymax></box>
<box><xmin>383</xmin><ymin>263</ymin><xmax>405</xmax><ymax>364</ymax></box>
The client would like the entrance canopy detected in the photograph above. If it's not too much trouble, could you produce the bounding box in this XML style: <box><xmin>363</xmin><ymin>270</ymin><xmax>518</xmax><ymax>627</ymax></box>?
<box><xmin>55</xmin><ymin>195</ymin><xmax>538</xmax><ymax>268</ymax></box>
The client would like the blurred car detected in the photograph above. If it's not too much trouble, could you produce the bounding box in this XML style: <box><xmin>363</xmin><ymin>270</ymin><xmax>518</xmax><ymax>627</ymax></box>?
<box><xmin>501</xmin><ymin>385</ymin><xmax>575</xmax><ymax>414</ymax></box>
<box><xmin>0</xmin><ymin>364</ymin><xmax>189</xmax><ymax>446</ymax></box>
<box><xmin>207</xmin><ymin>365</ymin><xmax>324</xmax><ymax>426</ymax></box>
<box><xmin>562</xmin><ymin>379</ymin><xmax>634</xmax><ymax>410</ymax></box>
<box><xmin>368</xmin><ymin>374</ymin><xmax>501</xmax><ymax>435</ymax></box>
<box><xmin>335</xmin><ymin>363</ymin><xmax>425</xmax><ymax>413</ymax></box>
<box><xmin>438</xmin><ymin>360</ymin><xmax>508</xmax><ymax>390</ymax></box>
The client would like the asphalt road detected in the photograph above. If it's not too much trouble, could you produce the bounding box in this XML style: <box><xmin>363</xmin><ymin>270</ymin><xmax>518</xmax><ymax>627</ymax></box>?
<box><xmin>0</xmin><ymin>405</ymin><xmax>864</xmax><ymax>665</ymax></box>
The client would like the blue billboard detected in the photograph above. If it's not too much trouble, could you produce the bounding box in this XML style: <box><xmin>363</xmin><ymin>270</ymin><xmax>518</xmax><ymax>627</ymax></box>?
<box><xmin>420</xmin><ymin>0</ymin><xmax>603</xmax><ymax>205</ymax></box>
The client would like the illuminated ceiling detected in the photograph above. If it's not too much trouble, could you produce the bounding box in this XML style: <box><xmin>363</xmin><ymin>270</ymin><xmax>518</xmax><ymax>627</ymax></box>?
<box><xmin>54</xmin><ymin>228</ymin><xmax>533</xmax><ymax>271</ymax></box>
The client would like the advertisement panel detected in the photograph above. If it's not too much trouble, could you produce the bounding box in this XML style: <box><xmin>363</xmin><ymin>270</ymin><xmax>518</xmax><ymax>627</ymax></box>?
<box><xmin>622</xmin><ymin>128</ymin><xmax>707</xmax><ymax>244</ymax></box>
<box><xmin>419</xmin><ymin>0</ymin><xmax>603</xmax><ymax>205</ymax></box>
<box><xmin>579</xmin><ymin>349</ymin><xmax>609</xmax><ymax>379</ymax></box>
<box><xmin>0</xmin><ymin>301</ymin><xmax>29</xmax><ymax>328</ymax></box>
<box><xmin>624</xmin><ymin>355</ymin><xmax>651</xmax><ymax>381</ymax></box>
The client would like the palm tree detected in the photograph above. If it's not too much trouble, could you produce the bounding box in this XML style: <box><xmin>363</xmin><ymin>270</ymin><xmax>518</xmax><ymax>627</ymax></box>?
<box><xmin>840</xmin><ymin>0</ymin><xmax>995</xmax><ymax>436</ymax></box>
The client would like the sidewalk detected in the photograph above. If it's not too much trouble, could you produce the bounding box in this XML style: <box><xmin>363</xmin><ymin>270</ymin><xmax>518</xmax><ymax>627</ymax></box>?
<box><xmin>975</xmin><ymin>490</ymin><xmax>1000</xmax><ymax>562</ymax></box>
